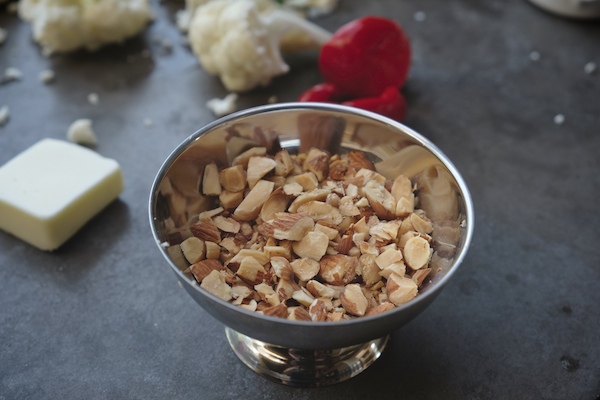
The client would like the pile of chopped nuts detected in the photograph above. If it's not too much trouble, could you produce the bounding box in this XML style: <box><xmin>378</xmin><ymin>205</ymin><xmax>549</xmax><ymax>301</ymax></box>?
<box><xmin>168</xmin><ymin>146</ymin><xmax>437</xmax><ymax>321</ymax></box>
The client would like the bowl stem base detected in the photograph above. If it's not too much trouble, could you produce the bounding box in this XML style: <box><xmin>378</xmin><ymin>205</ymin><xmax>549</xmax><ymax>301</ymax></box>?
<box><xmin>225</xmin><ymin>327</ymin><xmax>390</xmax><ymax>387</ymax></box>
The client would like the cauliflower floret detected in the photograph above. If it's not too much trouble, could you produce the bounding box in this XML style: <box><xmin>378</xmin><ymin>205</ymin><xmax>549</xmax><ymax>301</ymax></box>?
<box><xmin>188</xmin><ymin>0</ymin><xmax>331</xmax><ymax>92</ymax></box>
<box><xmin>176</xmin><ymin>0</ymin><xmax>210</xmax><ymax>31</ymax></box>
<box><xmin>18</xmin><ymin>0</ymin><xmax>153</xmax><ymax>55</ymax></box>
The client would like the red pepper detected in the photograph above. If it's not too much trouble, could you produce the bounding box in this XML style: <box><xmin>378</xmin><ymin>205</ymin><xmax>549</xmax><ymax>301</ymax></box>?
<box><xmin>299</xmin><ymin>84</ymin><xmax>406</xmax><ymax>121</ymax></box>
<box><xmin>319</xmin><ymin>16</ymin><xmax>411</xmax><ymax>98</ymax></box>
<box><xmin>297</xmin><ymin>82</ymin><xmax>341</xmax><ymax>102</ymax></box>
<box><xmin>342</xmin><ymin>86</ymin><xmax>406</xmax><ymax>121</ymax></box>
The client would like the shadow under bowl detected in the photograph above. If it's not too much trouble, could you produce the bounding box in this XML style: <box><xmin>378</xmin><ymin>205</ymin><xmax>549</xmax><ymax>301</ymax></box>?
<box><xmin>149</xmin><ymin>103</ymin><xmax>474</xmax><ymax>386</ymax></box>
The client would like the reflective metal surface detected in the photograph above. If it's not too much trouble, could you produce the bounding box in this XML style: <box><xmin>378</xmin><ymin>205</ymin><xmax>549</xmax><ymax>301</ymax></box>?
<box><xmin>225</xmin><ymin>328</ymin><xmax>389</xmax><ymax>387</ymax></box>
<box><xmin>527</xmin><ymin>0</ymin><xmax>600</xmax><ymax>18</ymax></box>
<box><xmin>149</xmin><ymin>102</ymin><xmax>474</xmax><ymax>385</ymax></box>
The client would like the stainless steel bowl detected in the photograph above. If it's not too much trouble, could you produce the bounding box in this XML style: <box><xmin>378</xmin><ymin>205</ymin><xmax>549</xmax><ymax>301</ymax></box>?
<box><xmin>149</xmin><ymin>103</ymin><xmax>474</xmax><ymax>386</ymax></box>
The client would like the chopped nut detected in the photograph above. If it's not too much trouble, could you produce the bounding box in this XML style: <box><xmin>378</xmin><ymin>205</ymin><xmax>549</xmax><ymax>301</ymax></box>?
<box><xmin>190</xmin><ymin>259</ymin><xmax>225</xmax><ymax>282</ymax></box>
<box><xmin>410</xmin><ymin>212</ymin><xmax>433</xmax><ymax>235</ymax></box>
<box><xmin>348</xmin><ymin>151</ymin><xmax>376</xmax><ymax>171</ymax></box>
<box><xmin>314</xmin><ymin>223</ymin><xmax>339</xmax><ymax>240</ymax></box>
<box><xmin>274</xmin><ymin>149</ymin><xmax>294</xmax><ymax>176</ymax></box>
<box><xmin>255</xmin><ymin>282</ymin><xmax>280</xmax><ymax>306</ymax></box>
<box><xmin>353</xmin><ymin>216</ymin><xmax>369</xmax><ymax>235</ymax></box>
<box><xmin>296</xmin><ymin>201</ymin><xmax>343</xmax><ymax>225</ymax></box>
<box><xmin>266</xmin><ymin>175</ymin><xmax>285</xmax><ymax>188</ymax></box>
<box><xmin>167</xmin><ymin>146</ymin><xmax>438</xmax><ymax>320</ymax></box>
<box><xmin>292</xmin><ymin>231</ymin><xmax>329</xmax><ymax>261</ymax></box>
<box><xmin>364</xmin><ymin>180</ymin><xmax>396</xmax><ymax>220</ymax></box>
<box><xmin>190</xmin><ymin>219</ymin><xmax>221</xmax><ymax>243</ymax></box>
<box><xmin>229</xmin><ymin>249</ymin><xmax>269</xmax><ymax>266</ymax></box>
<box><xmin>202</xmin><ymin>162</ymin><xmax>222</xmax><ymax>196</ymax></box>
<box><xmin>270</xmin><ymin>256</ymin><xmax>294</xmax><ymax>280</ymax></box>
<box><xmin>276</xmin><ymin>278</ymin><xmax>299</xmax><ymax>301</ymax></box>
<box><xmin>365</xmin><ymin>302</ymin><xmax>395</xmax><ymax>316</ymax></box>
<box><xmin>219</xmin><ymin>165</ymin><xmax>247</xmax><ymax>192</ymax></box>
<box><xmin>360</xmin><ymin>256</ymin><xmax>382</xmax><ymax>287</ymax></box>
<box><xmin>379</xmin><ymin>262</ymin><xmax>406</xmax><ymax>279</ymax></box>
<box><xmin>258</xmin><ymin>213</ymin><xmax>314</xmax><ymax>241</ymax></box>
<box><xmin>319</xmin><ymin>254</ymin><xmax>358</xmax><ymax>285</ymax></box>
<box><xmin>339</xmin><ymin>196</ymin><xmax>361</xmax><ymax>217</ymax></box>
<box><xmin>290</xmin><ymin>257</ymin><xmax>320</xmax><ymax>281</ymax></box>
<box><xmin>403</xmin><ymin>236</ymin><xmax>431</xmax><ymax>270</ymax></box>
<box><xmin>232</xmin><ymin>146</ymin><xmax>267</xmax><ymax>167</ymax></box>
<box><xmin>294</xmin><ymin>172</ymin><xmax>319</xmax><ymax>191</ymax></box>
<box><xmin>375</xmin><ymin>248</ymin><xmax>404</xmax><ymax>270</ymax></box>
<box><xmin>180</xmin><ymin>236</ymin><xmax>206</xmax><ymax>263</ymax></box>
<box><xmin>213</xmin><ymin>215</ymin><xmax>241</xmax><ymax>233</ymax></box>
<box><xmin>219</xmin><ymin>190</ymin><xmax>244</xmax><ymax>209</ymax></box>
<box><xmin>231</xmin><ymin>285</ymin><xmax>254</xmax><ymax>305</ymax></box>
<box><xmin>306</xmin><ymin>280</ymin><xmax>336</xmax><ymax>298</ymax></box>
<box><xmin>391</xmin><ymin>175</ymin><xmax>413</xmax><ymax>202</ymax></box>
<box><xmin>387</xmin><ymin>273</ymin><xmax>418</xmax><ymax>306</ymax></box>
<box><xmin>412</xmin><ymin>268</ymin><xmax>432</xmax><ymax>287</ymax></box>
<box><xmin>369</xmin><ymin>221</ymin><xmax>400</xmax><ymax>242</ymax></box>
<box><xmin>166</xmin><ymin>244</ymin><xmax>189</xmax><ymax>271</ymax></box>
<box><xmin>236</xmin><ymin>256</ymin><xmax>266</xmax><ymax>284</ymax></box>
<box><xmin>356</xmin><ymin>168</ymin><xmax>386</xmax><ymax>185</ymax></box>
<box><xmin>240</xmin><ymin>299</ymin><xmax>258</xmax><ymax>312</ymax></box>
<box><xmin>288</xmin><ymin>188</ymin><xmax>330</xmax><ymax>213</ymax></box>
<box><xmin>303</xmin><ymin>148</ymin><xmax>329</xmax><ymax>181</ymax></box>
<box><xmin>288</xmin><ymin>306</ymin><xmax>311</xmax><ymax>321</ymax></box>
<box><xmin>263</xmin><ymin>303</ymin><xmax>288</xmax><ymax>319</ymax></box>
<box><xmin>264</xmin><ymin>245</ymin><xmax>291</xmax><ymax>260</ymax></box>
<box><xmin>340</xmin><ymin>284</ymin><xmax>368</xmax><ymax>317</ymax></box>
<box><xmin>336</xmin><ymin>235</ymin><xmax>354</xmax><ymax>255</ymax></box>
<box><xmin>234</xmin><ymin>180</ymin><xmax>274</xmax><ymax>221</ymax></box>
<box><xmin>283</xmin><ymin>182</ymin><xmax>303</xmax><ymax>196</ymax></box>
<box><xmin>292</xmin><ymin>287</ymin><xmax>315</xmax><ymax>307</ymax></box>
<box><xmin>196</xmin><ymin>207</ymin><xmax>224</xmax><ymax>221</ymax></box>
<box><xmin>327</xmin><ymin>310</ymin><xmax>346</xmax><ymax>322</ymax></box>
<box><xmin>247</xmin><ymin>156</ymin><xmax>277</xmax><ymax>189</ymax></box>
<box><xmin>309</xmin><ymin>298</ymin><xmax>328</xmax><ymax>321</ymax></box>
<box><xmin>259</xmin><ymin>187</ymin><xmax>290</xmax><ymax>222</ymax></box>
<box><xmin>200</xmin><ymin>270</ymin><xmax>231</xmax><ymax>301</ymax></box>
<box><xmin>396</xmin><ymin>197</ymin><xmax>414</xmax><ymax>217</ymax></box>
<box><xmin>205</xmin><ymin>241</ymin><xmax>221</xmax><ymax>259</ymax></box>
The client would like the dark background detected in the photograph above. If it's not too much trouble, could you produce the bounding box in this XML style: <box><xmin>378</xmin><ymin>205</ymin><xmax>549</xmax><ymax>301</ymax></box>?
<box><xmin>1</xmin><ymin>0</ymin><xmax>599</xmax><ymax>399</ymax></box>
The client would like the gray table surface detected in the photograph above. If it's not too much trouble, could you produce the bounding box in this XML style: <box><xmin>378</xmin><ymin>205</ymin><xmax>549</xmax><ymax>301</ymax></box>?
<box><xmin>1</xmin><ymin>0</ymin><xmax>599</xmax><ymax>399</ymax></box>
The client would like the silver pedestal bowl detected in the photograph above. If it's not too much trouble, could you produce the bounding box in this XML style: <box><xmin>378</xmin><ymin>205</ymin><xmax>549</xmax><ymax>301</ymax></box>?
<box><xmin>149</xmin><ymin>103</ymin><xmax>474</xmax><ymax>387</ymax></box>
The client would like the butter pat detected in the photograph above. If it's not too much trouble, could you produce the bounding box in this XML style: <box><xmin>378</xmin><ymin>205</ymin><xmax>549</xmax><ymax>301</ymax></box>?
<box><xmin>0</xmin><ymin>138</ymin><xmax>124</xmax><ymax>250</ymax></box>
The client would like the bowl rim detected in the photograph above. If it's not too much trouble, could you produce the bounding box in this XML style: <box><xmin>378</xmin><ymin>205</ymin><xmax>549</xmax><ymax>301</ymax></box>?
<box><xmin>149</xmin><ymin>102</ymin><xmax>475</xmax><ymax>327</ymax></box>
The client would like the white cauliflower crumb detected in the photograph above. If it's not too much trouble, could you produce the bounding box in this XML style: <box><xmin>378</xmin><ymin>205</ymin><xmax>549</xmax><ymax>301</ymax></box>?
<box><xmin>4</xmin><ymin>67</ymin><xmax>23</xmax><ymax>82</ymax></box>
<box><xmin>0</xmin><ymin>106</ymin><xmax>9</xmax><ymax>126</ymax></box>
<box><xmin>38</xmin><ymin>69</ymin><xmax>55</xmax><ymax>84</ymax></box>
<box><xmin>584</xmin><ymin>62</ymin><xmax>597</xmax><ymax>75</ymax></box>
<box><xmin>87</xmin><ymin>93</ymin><xmax>99</xmax><ymax>105</ymax></box>
<box><xmin>413</xmin><ymin>11</ymin><xmax>426</xmax><ymax>22</ymax></box>
<box><xmin>18</xmin><ymin>0</ymin><xmax>153</xmax><ymax>55</ymax></box>
<box><xmin>529</xmin><ymin>51</ymin><xmax>541</xmax><ymax>61</ymax></box>
<box><xmin>67</xmin><ymin>119</ymin><xmax>97</xmax><ymax>145</ymax></box>
<box><xmin>206</xmin><ymin>93</ymin><xmax>238</xmax><ymax>117</ymax></box>
<box><xmin>553</xmin><ymin>114</ymin><xmax>565</xmax><ymax>125</ymax></box>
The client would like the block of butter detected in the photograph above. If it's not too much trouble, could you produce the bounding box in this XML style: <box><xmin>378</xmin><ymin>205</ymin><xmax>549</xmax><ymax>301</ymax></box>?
<box><xmin>0</xmin><ymin>138</ymin><xmax>124</xmax><ymax>251</ymax></box>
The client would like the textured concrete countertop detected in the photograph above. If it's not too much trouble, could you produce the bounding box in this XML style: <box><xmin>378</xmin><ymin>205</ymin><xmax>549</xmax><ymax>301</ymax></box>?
<box><xmin>1</xmin><ymin>0</ymin><xmax>599</xmax><ymax>399</ymax></box>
